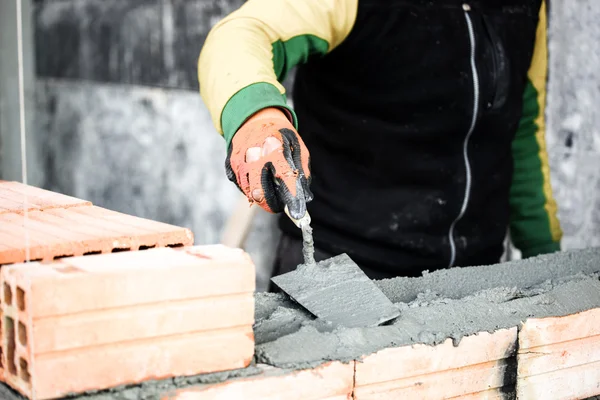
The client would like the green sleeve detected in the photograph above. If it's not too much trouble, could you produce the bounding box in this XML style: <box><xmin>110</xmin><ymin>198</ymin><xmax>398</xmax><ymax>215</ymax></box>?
<box><xmin>509</xmin><ymin>0</ymin><xmax>562</xmax><ymax>258</ymax></box>
<box><xmin>221</xmin><ymin>35</ymin><xmax>330</xmax><ymax>146</ymax></box>
<box><xmin>198</xmin><ymin>0</ymin><xmax>359</xmax><ymax>146</ymax></box>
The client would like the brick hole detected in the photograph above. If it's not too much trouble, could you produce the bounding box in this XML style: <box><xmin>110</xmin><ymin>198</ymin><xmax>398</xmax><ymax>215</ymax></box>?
<box><xmin>0</xmin><ymin>346</ymin><xmax>3</xmax><ymax>368</ymax></box>
<box><xmin>19</xmin><ymin>358</ymin><xmax>30</xmax><ymax>383</ymax></box>
<box><xmin>53</xmin><ymin>254</ymin><xmax>73</xmax><ymax>260</ymax></box>
<box><xmin>18</xmin><ymin>322</ymin><xmax>27</xmax><ymax>346</ymax></box>
<box><xmin>29</xmin><ymin>258</ymin><xmax>42</xmax><ymax>262</ymax></box>
<box><xmin>16</xmin><ymin>287</ymin><xmax>25</xmax><ymax>311</ymax></box>
<box><xmin>6</xmin><ymin>316</ymin><xmax>16</xmax><ymax>375</ymax></box>
<box><xmin>167</xmin><ymin>243</ymin><xmax>184</xmax><ymax>248</ymax></box>
<box><xmin>111</xmin><ymin>248</ymin><xmax>131</xmax><ymax>253</ymax></box>
<box><xmin>83</xmin><ymin>251</ymin><xmax>102</xmax><ymax>256</ymax></box>
<box><xmin>4</xmin><ymin>283</ymin><xmax>12</xmax><ymax>305</ymax></box>
<box><xmin>139</xmin><ymin>245</ymin><xmax>156</xmax><ymax>251</ymax></box>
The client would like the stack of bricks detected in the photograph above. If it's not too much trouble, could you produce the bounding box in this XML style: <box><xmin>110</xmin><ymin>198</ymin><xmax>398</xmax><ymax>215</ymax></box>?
<box><xmin>0</xmin><ymin>180</ymin><xmax>195</xmax><ymax>263</ymax></box>
<box><xmin>0</xmin><ymin>181</ymin><xmax>255</xmax><ymax>399</ymax></box>
<box><xmin>163</xmin><ymin>319</ymin><xmax>600</xmax><ymax>400</ymax></box>
<box><xmin>161</xmin><ymin>331</ymin><xmax>519</xmax><ymax>400</ymax></box>
<box><xmin>162</xmin><ymin>361</ymin><xmax>356</xmax><ymax>400</ymax></box>
<box><xmin>165</xmin><ymin>322</ymin><xmax>600</xmax><ymax>400</ymax></box>
<box><xmin>1</xmin><ymin>181</ymin><xmax>600</xmax><ymax>400</ymax></box>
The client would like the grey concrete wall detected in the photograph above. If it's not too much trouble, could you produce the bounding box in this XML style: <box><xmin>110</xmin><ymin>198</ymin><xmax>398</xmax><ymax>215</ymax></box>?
<box><xmin>20</xmin><ymin>0</ymin><xmax>600</xmax><ymax>290</ymax></box>
<box><xmin>35</xmin><ymin>78</ymin><xmax>280</xmax><ymax>290</ymax></box>
<box><xmin>546</xmin><ymin>0</ymin><xmax>600</xmax><ymax>250</ymax></box>
<box><xmin>0</xmin><ymin>0</ymin><xmax>43</xmax><ymax>187</ymax></box>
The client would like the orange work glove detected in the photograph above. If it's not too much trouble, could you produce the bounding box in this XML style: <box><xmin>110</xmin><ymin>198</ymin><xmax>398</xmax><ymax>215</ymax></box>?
<box><xmin>225</xmin><ymin>107</ymin><xmax>313</xmax><ymax>219</ymax></box>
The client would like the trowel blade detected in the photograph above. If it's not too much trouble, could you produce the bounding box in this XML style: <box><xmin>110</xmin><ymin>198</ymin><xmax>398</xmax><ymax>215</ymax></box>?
<box><xmin>271</xmin><ymin>253</ymin><xmax>400</xmax><ymax>328</ymax></box>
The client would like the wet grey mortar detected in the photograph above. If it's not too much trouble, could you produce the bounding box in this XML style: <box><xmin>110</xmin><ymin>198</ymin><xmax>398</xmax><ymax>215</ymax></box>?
<box><xmin>300</xmin><ymin>222</ymin><xmax>315</xmax><ymax>265</ymax></box>
<box><xmin>2</xmin><ymin>247</ymin><xmax>600</xmax><ymax>399</ymax></box>
<box><xmin>253</xmin><ymin>247</ymin><xmax>600</xmax><ymax>368</ymax></box>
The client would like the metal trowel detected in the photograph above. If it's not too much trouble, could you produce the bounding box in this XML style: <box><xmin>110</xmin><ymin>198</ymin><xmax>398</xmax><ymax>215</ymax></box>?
<box><xmin>271</xmin><ymin>206</ymin><xmax>400</xmax><ymax>328</ymax></box>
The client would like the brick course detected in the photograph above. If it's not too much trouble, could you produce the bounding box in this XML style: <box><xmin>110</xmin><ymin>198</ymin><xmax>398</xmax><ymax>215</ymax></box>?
<box><xmin>162</xmin><ymin>361</ymin><xmax>355</xmax><ymax>400</ymax></box>
<box><xmin>1</xmin><ymin>246</ymin><xmax>255</xmax><ymax>400</ymax></box>
<box><xmin>353</xmin><ymin>328</ymin><xmax>518</xmax><ymax>399</ymax></box>
<box><xmin>517</xmin><ymin>307</ymin><xmax>600</xmax><ymax>400</ymax></box>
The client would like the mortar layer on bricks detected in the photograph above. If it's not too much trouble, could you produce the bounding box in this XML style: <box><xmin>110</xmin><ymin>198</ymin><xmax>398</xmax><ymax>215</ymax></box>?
<box><xmin>254</xmin><ymin>247</ymin><xmax>600</xmax><ymax>368</ymax></box>
<box><xmin>1</xmin><ymin>247</ymin><xmax>600</xmax><ymax>399</ymax></box>
<box><xmin>0</xmin><ymin>245</ymin><xmax>255</xmax><ymax>400</ymax></box>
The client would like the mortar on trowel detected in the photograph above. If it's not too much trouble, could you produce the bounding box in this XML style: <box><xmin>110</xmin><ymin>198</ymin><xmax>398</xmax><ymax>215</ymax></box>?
<box><xmin>271</xmin><ymin>206</ymin><xmax>400</xmax><ymax>328</ymax></box>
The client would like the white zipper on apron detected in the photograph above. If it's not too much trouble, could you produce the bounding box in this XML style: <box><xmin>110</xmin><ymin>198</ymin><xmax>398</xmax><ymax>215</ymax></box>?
<box><xmin>447</xmin><ymin>3</ymin><xmax>480</xmax><ymax>268</ymax></box>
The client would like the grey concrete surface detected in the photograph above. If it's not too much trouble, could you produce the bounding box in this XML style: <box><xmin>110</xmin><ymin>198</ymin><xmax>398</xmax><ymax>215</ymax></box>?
<box><xmin>0</xmin><ymin>0</ymin><xmax>43</xmax><ymax>187</ymax></box>
<box><xmin>546</xmin><ymin>0</ymin><xmax>600</xmax><ymax>250</ymax></box>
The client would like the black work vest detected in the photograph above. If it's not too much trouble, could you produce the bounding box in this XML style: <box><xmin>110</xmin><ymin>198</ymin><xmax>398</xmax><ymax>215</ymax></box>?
<box><xmin>279</xmin><ymin>0</ymin><xmax>543</xmax><ymax>276</ymax></box>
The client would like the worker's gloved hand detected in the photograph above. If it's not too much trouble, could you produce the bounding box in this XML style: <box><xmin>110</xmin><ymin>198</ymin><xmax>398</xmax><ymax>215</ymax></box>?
<box><xmin>225</xmin><ymin>107</ymin><xmax>313</xmax><ymax>219</ymax></box>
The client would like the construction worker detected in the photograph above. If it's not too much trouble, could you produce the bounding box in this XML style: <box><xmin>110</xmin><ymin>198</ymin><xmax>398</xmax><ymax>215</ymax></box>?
<box><xmin>198</xmin><ymin>0</ymin><xmax>562</xmax><ymax>288</ymax></box>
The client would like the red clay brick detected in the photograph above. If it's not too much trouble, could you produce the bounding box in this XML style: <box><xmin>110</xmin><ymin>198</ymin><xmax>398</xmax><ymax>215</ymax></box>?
<box><xmin>353</xmin><ymin>328</ymin><xmax>517</xmax><ymax>399</ymax></box>
<box><xmin>0</xmin><ymin>207</ymin><xmax>194</xmax><ymax>265</ymax></box>
<box><xmin>0</xmin><ymin>231</ymin><xmax>46</xmax><ymax>264</ymax></box>
<box><xmin>68</xmin><ymin>206</ymin><xmax>194</xmax><ymax>247</ymax></box>
<box><xmin>0</xmin><ymin>214</ymin><xmax>87</xmax><ymax>260</ymax></box>
<box><xmin>43</xmin><ymin>208</ymin><xmax>166</xmax><ymax>246</ymax></box>
<box><xmin>517</xmin><ymin>308</ymin><xmax>600</xmax><ymax>399</ymax></box>
<box><xmin>0</xmin><ymin>196</ymin><xmax>41</xmax><ymax>215</ymax></box>
<box><xmin>1</xmin><ymin>246</ymin><xmax>255</xmax><ymax>399</ymax></box>
<box><xmin>0</xmin><ymin>181</ymin><xmax>91</xmax><ymax>214</ymax></box>
<box><xmin>7</xmin><ymin>246</ymin><xmax>255</xmax><ymax>319</ymax></box>
<box><xmin>32</xmin><ymin>293</ymin><xmax>253</xmax><ymax>353</ymax></box>
<box><xmin>162</xmin><ymin>361</ymin><xmax>355</xmax><ymax>400</ymax></box>
<box><xmin>26</xmin><ymin>208</ymin><xmax>159</xmax><ymax>254</ymax></box>
<box><xmin>2</xmin><ymin>211</ymin><xmax>116</xmax><ymax>256</ymax></box>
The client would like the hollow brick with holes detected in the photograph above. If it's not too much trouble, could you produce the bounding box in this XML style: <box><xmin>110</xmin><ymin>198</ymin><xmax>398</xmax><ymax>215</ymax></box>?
<box><xmin>161</xmin><ymin>361</ymin><xmax>355</xmax><ymax>400</ymax></box>
<box><xmin>0</xmin><ymin>245</ymin><xmax>255</xmax><ymax>400</ymax></box>
<box><xmin>0</xmin><ymin>206</ymin><xmax>194</xmax><ymax>265</ymax></box>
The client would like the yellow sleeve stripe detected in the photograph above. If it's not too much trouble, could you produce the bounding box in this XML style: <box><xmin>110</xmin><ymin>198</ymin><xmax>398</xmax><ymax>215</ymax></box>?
<box><xmin>527</xmin><ymin>0</ymin><xmax>562</xmax><ymax>242</ymax></box>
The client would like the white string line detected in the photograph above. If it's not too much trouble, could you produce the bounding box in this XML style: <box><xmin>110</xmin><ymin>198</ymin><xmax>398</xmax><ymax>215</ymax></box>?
<box><xmin>16</xmin><ymin>0</ymin><xmax>30</xmax><ymax>263</ymax></box>
<box><xmin>16</xmin><ymin>6</ymin><xmax>37</xmax><ymax>397</ymax></box>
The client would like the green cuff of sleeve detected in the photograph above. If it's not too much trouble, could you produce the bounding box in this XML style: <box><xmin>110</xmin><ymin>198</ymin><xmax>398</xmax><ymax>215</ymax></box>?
<box><xmin>520</xmin><ymin>241</ymin><xmax>561</xmax><ymax>259</ymax></box>
<box><xmin>221</xmin><ymin>82</ymin><xmax>298</xmax><ymax>147</ymax></box>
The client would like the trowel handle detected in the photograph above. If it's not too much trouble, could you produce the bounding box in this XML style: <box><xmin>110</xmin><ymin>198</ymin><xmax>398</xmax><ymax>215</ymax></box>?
<box><xmin>284</xmin><ymin>205</ymin><xmax>311</xmax><ymax>228</ymax></box>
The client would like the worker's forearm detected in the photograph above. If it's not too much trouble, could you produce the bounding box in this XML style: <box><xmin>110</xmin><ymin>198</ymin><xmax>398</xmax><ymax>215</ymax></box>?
<box><xmin>197</xmin><ymin>0</ymin><xmax>358</xmax><ymax>146</ymax></box>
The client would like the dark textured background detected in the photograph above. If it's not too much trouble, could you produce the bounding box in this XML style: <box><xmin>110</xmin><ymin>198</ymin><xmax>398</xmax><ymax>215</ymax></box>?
<box><xmin>32</xmin><ymin>0</ymin><xmax>296</xmax><ymax>91</ymax></box>
<box><xmin>34</xmin><ymin>0</ymin><xmax>239</xmax><ymax>89</ymax></box>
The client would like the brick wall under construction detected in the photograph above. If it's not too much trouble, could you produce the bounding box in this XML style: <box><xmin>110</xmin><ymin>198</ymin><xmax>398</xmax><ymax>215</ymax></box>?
<box><xmin>0</xmin><ymin>181</ymin><xmax>599</xmax><ymax>400</ymax></box>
